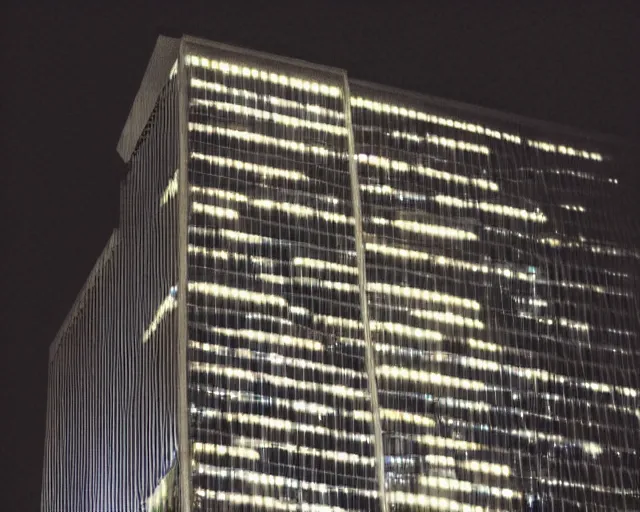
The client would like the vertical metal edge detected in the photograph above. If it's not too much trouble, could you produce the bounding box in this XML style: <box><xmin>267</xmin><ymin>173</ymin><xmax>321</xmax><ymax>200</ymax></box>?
<box><xmin>40</xmin><ymin>359</ymin><xmax>52</xmax><ymax>512</ymax></box>
<box><xmin>342</xmin><ymin>73</ymin><xmax>388</xmax><ymax>512</ymax></box>
<box><xmin>176</xmin><ymin>39</ymin><xmax>192</xmax><ymax>512</ymax></box>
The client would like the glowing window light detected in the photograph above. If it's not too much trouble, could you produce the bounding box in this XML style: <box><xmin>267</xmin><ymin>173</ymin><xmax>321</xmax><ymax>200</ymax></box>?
<box><xmin>190</xmin><ymin>150</ymin><xmax>309</xmax><ymax>181</ymax></box>
<box><xmin>344</xmin><ymin>409</ymin><xmax>373</xmax><ymax>422</ymax></box>
<box><xmin>188</xmin><ymin>245</ymin><xmax>247</xmax><ymax>261</ymax></box>
<box><xmin>193</xmin><ymin>407</ymin><xmax>373</xmax><ymax>444</ymax></box>
<box><xmin>142</xmin><ymin>294</ymin><xmax>177</xmax><ymax>343</ymax></box>
<box><xmin>195</xmin><ymin>464</ymin><xmax>377</xmax><ymax>499</ymax></box>
<box><xmin>538</xmin><ymin>237</ymin><xmax>640</xmax><ymax>264</ymax></box>
<box><xmin>419</xmin><ymin>475</ymin><xmax>519</xmax><ymax>501</ymax></box>
<box><xmin>379</xmin><ymin>408</ymin><xmax>436</xmax><ymax>427</ymax></box>
<box><xmin>466</xmin><ymin>337</ymin><xmax>502</xmax><ymax>352</ymax></box>
<box><xmin>292</xmin><ymin>257</ymin><xmax>358</xmax><ymax>275</ymax></box>
<box><xmin>513</xmin><ymin>321</ymin><xmax>636</xmax><ymax>358</ymax></box>
<box><xmin>386</xmin><ymin>218</ymin><xmax>478</xmax><ymax>240</ymax></box>
<box><xmin>313</xmin><ymin>314</ymin><xmax>362</xmax><ymax>331</ymax></box>
<box><xmin>581</xmin><ymin>441</ymin><xmax>604</xmax><ymax>456</ymax></box>
<box><xmin>252</xmin><ymin>199</ymin><xmax>354</xmax><ymax>224</ymax></box>
<box><xmin>190</xmin><ymin>362</ymin><xmax>369</xmax><ymax>401</ymax></box>
<box><xmin>389</xmin><ymin>129</ymin><xmax>491</xmax><ymax>155</ymax></box>
<box><xmin>215</xmin><ymin>228</ymin><xmax>271</xmax><ymax>244</ymax></box>
<box><xmin>189</xmin><ymin>340</ymin><xmax>364</xmax><ymax>380</ymax></box>
<box><xmin>557</xmin><ymin>316</ymin><xmax>590</xmax><ymax>331</ymax></box>
<box><xmin>368</xmin><ymin>282</ymin><xmax>481</xmax><ymax>311</ymax></box>
<box><xmin>525</xmin><ymin>166</ymin><xmax>605</xmax><ymax>182</ymax></box>
<box><xmin>582</xmin><ymin>380</ymin><xmax>615</xmax><ymax>395</ymax></box>
<box><xmin>414</xmin><ymin>434</ymin><xmax>481</xmax><ymax>451</ymax></box>
<box><xmin>193</xmin><ymin>100</ymin><xmax>348</xmax><ymax>136</ymax></box>
<box><xmin>192</xmin><ymin>442</ymin><xmax>259</xmax><ymax>460</ymax></box>
<box><xmin>512</xmin><ymin>430</ymin><xmax>606</xmax><ymax>459</ymax></box>
<box><xmin>605</xmin><ymin>326</ymin><xmax>636</xmax><ymax>337</ymax></box>
<box><xmin>484</xmin><ymin>224</ymin><xmax>529</xmax><ymax>241</ymax></box>
<box><xmin>434</xmin><ymin>194</ymin><xmax>547</xmax><ymax>222</ymax></box>
<box><xmin>236</xmin><ymin>438</ymin><xmax>376</xmax><ymax>467</ymax></box>
<box><xmin>192</xmin><ymin>201</ymin><xmax>239</xmax><ymax>220</ymax></box>
<box><xmin>534</xmin><ymin>272</ymin><xmax>631</xmax><ymax>297</ymax></box>
<box><xmin>366</xmin><ymin>242</ymin><xmax>535</xmax><ymax>283</ymax></box>
<box><xmin>422</xmin><ymin>454</ymin><xmax>456</xmax><ymax>467</ymax></box>
<box><xmin>350</xmin><ymin>96</ymin><xmax>521</xmax><ymax>143</ymax></box>
<box><xmin>357</xmin><ymin>153</ymin><xmax>499</xmax><ymax>191</ymax></box>
<box><xmin>420</xmin><ymin>347</ymin><xmax>640</xmax><ymax>403</ymax></box>
<box><xmin>375</xmin><ymin>367</ymin><xmax>494</xmax><ymax>415</ymax></box>
<box><xmin>160</xmin><ymin>169</ymin><xmax>178</xmax><ymax>205</ymax></box>
<box><xmin>341</xmin><ymin>336</ymin><xmax>444</xmax><ymax>360</ymax></box>
<box><xmin>290</xmin><ymin>276</ymin><xmax>360</xmax><ymax>292</ymax></box>
<box><xmin>517</xmin><ymin>312</ymin><xmax>590</xmax><ymax>332</ymax></box>
<box><xmin>430</xmin><ymin>349</ymin><xmax>567</xmax><ymax>385</ymax></box>
<box><xmin>201</xmin><ymin>327</ymin><xmax>323</xmax><ymax>351</ymax></box>
<box><xmin>539</xmin><ymin>476</ymin><xmax>636</xmax><ymax>497</ymax></box>
<box><xmin>251</xmin><ymin>256</ymin><xmax>279</xmax><ymax>267</ymax></box>
<box><xmin>315</xmin><ymin>193</ymin><xmax>342</xmax><ymax>206</ymax></box>
<box><xmin>189</xmin><ymin>226</ymin><xmax>280</xmax><ymax>247</ymax></box>
<box><xmin>189</xmin><ymin>123</ymin><xmax>346</xmax><ymax>159</ymax></box>
<box><xmin>461</xmin><ymin>459</ymin><xmax>511</xmax><ymax>476</ymax></box>
<box><xmin>352</xmin><ymin>332</ymin><xmax>505</xmax><ymax>369</ymax></box>
<box><xmin>186</xmin><ymin>55</ymin><xmax>342</xmax><ymax>97</ymax></box>
<box><xmin>193</xmin><ymin>288</ymin><xmax>635</xmax><ymax>415</ymax></box>
<box><xmin>360</xmin><ymin>183</ymin><xmax>428</xmax><ymax>201</ymax></box>
<box><xmin>426</xmin><ymin>133</ymin><xmax>491</xmax><ymax>155</ymax></box>
<box><xmin>449</xmin><ymin>396</ymin><xmax>492</xmax><ymax>412</ymax></box>
<box><xmin>387</xmin><ymin>490</ymin><xmax>501</xmax><ymax>511</ymax></box>
<box><xmin>554</xmin><ymin>167</ymin><xmax>593</xmax><ymax>180</ymax></box>
<box><xmin>187</xmin><ymin>282</ymin><xmax>287</xmax><ymax>307</ymax></box>
<box><xmin>377</xmin><ymin>365</ymin><xmax>485</xmax><ymax>391</ymax></box>
<box><xmin>619</xmin><ymin>387</ymin><xmax>638</xmax><ymax>398</ymax></box>
<box><xmin>434</xmin><ymin>412</ymin><xmax>627</xmax><ymax>459</ymax></box>
<box><xmin>194</xmin><ymin>488</ymin><xmax>349</xmax><ymax>512</ymax></box>
<box><xmin>191</xmin><ymin>185</ymin><xmax>248</xmax><ymax>203</ymax></box>
<box><xmin>190</xmin><ymin>78</ymin><xmax>345</xmax><ymax>120</ymax></box>
<box><xmin>244</xmin><ymin>312</ymin><xmax>293</xmax><ymax>327</ymax></box>
<box><xmin>527</xmin><ymin>139</ymin><xmax>603</xmax><ymax>161</ymax></box>
<box><xmin>289</xmin><ymin>306</ymin><xmax>308</xmax><ymax>315</ymax></box>
<box><xmin>512</xmin><ymin>296</ymin><xmax>548</xmax><ymax>308</ymax></box>
<box><xmin>257</xmin><ymin>273</ymin><xmax>289</xmax><ymax>285</ymax></box>
<box><xmin>410</xmin><ymin>309</ymin><xmax>484</xmax><ymax>329</ymax></box>
<box><xmin>559</xmin><ymin>204</ymin><xmax>587</xmax><ymax>213</ymax></box>
<box><xmin>314</xmin><ymin>314</ymin><xmax>448</xmax><ymax>343</ymax></box>
<box><xmin>193</xmin><ymin>385</ymin><xmax>269</xmax><ymax>406</ymax></box>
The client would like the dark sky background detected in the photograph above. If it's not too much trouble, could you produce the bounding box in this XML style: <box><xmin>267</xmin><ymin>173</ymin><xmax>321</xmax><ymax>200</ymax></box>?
<box><xmin>1</xmin><ymin>3</ymin><xmax>638</xmax><ymax>509</ymax></box>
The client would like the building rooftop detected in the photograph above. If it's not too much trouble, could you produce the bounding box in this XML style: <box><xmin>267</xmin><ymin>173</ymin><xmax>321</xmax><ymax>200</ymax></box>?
<box><xmin>117</xmin><ymin>34</ymin><xmax>632</xmax><ymax>164</ymax></box>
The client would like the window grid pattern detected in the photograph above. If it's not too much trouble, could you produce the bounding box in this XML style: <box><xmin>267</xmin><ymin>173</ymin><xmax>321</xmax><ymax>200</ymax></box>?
<box><xmin>350</xmin><ymin>83</ymin><xmax>640</xmax><ymax>511</ymax></box>
<box><xmin>183</xmin><ymin>50</ymin><xmax>640</xmax><ymax>511</ymax></box>
<box><xmin>41</xmin><ymin>39</ymin><xmax>640</xmax><ymax>512</ymax></box>
<box><xmin>185</xmin><ymin>55</ymin><xmax>381</xmax><ymax>512</ymax></box>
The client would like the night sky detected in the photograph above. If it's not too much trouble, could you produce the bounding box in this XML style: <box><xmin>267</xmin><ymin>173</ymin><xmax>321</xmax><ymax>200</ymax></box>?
<box><xmin>2</xmin><ymin>3</ymin><xmax>639</xmax><ymax>509</ymax></box>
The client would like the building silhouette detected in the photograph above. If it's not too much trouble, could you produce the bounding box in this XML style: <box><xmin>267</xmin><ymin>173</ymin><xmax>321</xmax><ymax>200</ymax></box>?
<box><xmin>42</xmin><ymin>35</ymin><xmax>640</xmax><ymax>512</ymax></box>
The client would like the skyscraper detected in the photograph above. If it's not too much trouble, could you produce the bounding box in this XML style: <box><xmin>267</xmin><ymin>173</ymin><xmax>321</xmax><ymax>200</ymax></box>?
<box><xmin>42</xmin><ymin>34</ymin><xmax>640</xmax><ymax>512</ymax></box>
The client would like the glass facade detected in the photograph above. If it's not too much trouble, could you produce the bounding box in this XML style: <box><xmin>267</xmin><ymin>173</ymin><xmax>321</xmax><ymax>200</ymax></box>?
<box><xmin>42</xmin><ymin>36</ymin><xmax>639</xmax><ymax>512</ymax></box>
<box><xmin>185</xmin><ymin>50</ymin><xmax>381</xmax><ymax>512</ymax></box>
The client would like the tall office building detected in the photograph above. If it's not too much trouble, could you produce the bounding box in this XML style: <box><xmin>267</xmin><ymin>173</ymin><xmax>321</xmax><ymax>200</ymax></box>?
<box><xmin>42</xmin><ymin>35</ymin><xmax>640</xmax><ymax>512</ymax></box>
